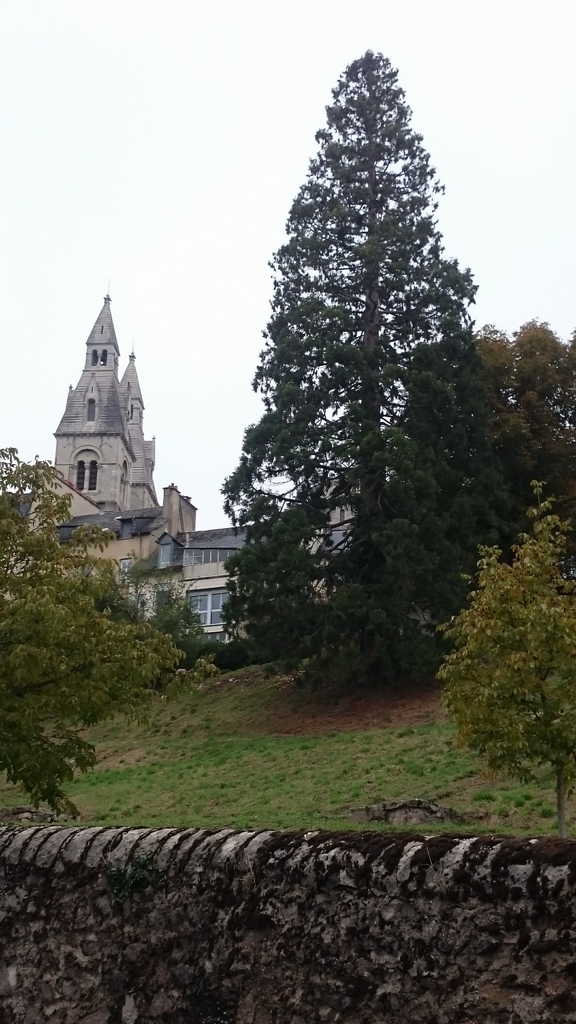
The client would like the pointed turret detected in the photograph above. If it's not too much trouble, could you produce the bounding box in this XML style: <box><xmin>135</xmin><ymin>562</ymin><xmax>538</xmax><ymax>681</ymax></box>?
<box><xmin>120</xmin><ymin>353</ymin><xmax>143</xmax><ymax>405</ymax></box>
<box><xmin>120</xmin><ymin>353</ymin><xmax>157</xmax><ymax>505</ymax></box>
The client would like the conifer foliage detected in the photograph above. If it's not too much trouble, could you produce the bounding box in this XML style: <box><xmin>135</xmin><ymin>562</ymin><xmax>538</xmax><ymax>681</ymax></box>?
<box><xmin>224</xmin><ymin>52</ymin><xmax>503</xmax><ymax>683</ymax></box>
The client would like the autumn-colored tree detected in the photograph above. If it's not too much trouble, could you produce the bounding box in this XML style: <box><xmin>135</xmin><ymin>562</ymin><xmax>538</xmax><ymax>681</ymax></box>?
<box><xmin>478</xmin><ymin>321</ymin><xmax>576</xmax><ymax>544</ymax></box>
<box><xmin>0</xmin><ymin>449</ymin><xmax>181</xmax><ymax>811</ymax></box>
<box><xmin>439</xmin><ymin>487</ymin><xmax>576</xmax><ymax>836</ymax></box>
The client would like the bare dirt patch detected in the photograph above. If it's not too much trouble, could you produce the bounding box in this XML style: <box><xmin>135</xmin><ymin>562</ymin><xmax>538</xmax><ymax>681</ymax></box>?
<box><xmin>95</xmin><ymin>745</ymin><xmax>149</xmax><ymax>770</ymax></box>
<box><xmin>212</xmin><ymin>671</ymin><xmax>445</xmax><ymax>735</ymax></box>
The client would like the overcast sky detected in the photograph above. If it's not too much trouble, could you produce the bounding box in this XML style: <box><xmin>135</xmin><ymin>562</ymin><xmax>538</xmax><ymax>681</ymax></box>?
<box><xmin>1</xmin><ymin>1</ymin><xmax>575</xmax><ymax>526</ymax></box>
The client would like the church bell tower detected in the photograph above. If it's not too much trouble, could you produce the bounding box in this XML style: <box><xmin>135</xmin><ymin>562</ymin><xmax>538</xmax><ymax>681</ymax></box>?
<box><xmin>54</xmin><ymin>295</ymin><xmax>157</xmax><ymax>512</ymax></box>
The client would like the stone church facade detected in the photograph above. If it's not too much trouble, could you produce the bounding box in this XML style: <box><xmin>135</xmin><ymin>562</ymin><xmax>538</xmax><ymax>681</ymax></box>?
<box><xmin>54</xmin><ymin>294</ymin><xmax>245</xmax><ymax>640</ymax></box>
<box><xmin>54</xmin><ymin>294</ymin><xmax>157</xmax><ymax>512</ymax></box>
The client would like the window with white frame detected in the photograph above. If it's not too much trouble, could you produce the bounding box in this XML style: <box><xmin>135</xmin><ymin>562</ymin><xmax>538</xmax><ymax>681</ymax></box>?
<box><xmin>187</xmin><ymin>590</ymin><xmax>228</xmax><ymax>626</ymax></box>
<box><xmin>158</xmin><ymin>540</ymin><xmax>172</xmax><ymax>567</ymax></box>
<box><xmin>183</xmin><ymin>548</ymin><xmax>235</xmax><ymax>566</ymax></box>
<box><xmin>209</xmin><ymin>591</ymin><xmax>227</xmax><ymax>624</ymax></box>
<box><xmin>188</xmin><ymin>592</ymin><xmax>208</xmax><ymax>624</ymax></box>
<box><xmin>183</xmin><ymin>549</ymin><xmax>202</xmax><ymax>565</ymax></box>
<box><xmin>119</xmin><ymin>557</ymin><xmax>133</xmax><ymax>573</ymax></box>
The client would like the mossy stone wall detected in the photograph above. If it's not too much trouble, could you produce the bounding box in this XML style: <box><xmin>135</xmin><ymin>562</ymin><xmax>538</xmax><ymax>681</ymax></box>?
<box><xmin>1</xmin><ymin>826</ymin><xmax>576</xmax><ymax>1022</ymax></box>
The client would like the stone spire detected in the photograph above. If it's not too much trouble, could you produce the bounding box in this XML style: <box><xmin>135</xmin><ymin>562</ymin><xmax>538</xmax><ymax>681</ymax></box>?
<box><xmin>55</xmin><ymin>296</ymin><xmax>125</xmax><ymax>438</ymax></box>
<box><xmin>83</xmin><ymin>294</ymin><xmax>120</xmax><ymax>373</ymax></box>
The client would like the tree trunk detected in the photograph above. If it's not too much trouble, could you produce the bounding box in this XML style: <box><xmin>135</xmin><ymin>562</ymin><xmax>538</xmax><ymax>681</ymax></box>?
<box><xmin>556</xmin><ymin>764</ymin><xmax>567</xmax><ymax>838</ymax></box>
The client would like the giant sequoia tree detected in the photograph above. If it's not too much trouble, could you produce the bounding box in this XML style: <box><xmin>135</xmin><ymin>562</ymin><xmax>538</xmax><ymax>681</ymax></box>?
<box><xmin>224</xmin><ymin>52</ymin><xmax>505</xmax><ymax>683</ymax></box>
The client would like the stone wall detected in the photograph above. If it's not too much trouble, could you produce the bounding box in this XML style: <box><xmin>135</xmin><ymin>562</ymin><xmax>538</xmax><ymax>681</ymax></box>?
<box><xmin>1</xmin><ymin>826</ymin><xmax>576</xmax><ymax>1023</ymax></box>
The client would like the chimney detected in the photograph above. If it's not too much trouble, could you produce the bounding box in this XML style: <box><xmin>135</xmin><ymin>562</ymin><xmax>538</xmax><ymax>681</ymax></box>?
<box><xmin>163</xmin><ymin>483</ymin><xmax>181</xmax><ymax>536</ymax></box>
<box><xmin>163</xmin><ymin>484</ymin><xmax>197</xmax><ymax>535</ymax></box>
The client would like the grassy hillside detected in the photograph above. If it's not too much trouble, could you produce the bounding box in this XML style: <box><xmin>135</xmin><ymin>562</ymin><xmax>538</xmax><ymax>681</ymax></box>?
<box><xmin>0</xmin><ymin>670</ymin><xmax>569</xmax><ymax>835</ymax></box>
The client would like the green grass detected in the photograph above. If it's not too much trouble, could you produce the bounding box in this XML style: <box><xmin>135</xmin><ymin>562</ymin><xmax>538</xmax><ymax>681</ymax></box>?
<box><xmin>0</xmin><ymin>670</ymin><xmax>569</xmax><ymax>834</ymax></box>
<box><xmin>66</xmin><ymin>729</ymin><xmax>477</xmax><ymax>830</ymax></box>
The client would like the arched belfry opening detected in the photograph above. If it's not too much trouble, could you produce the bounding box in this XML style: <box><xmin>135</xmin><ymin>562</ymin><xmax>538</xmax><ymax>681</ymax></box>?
<box><xmin>75</xmin><ymin>449</ymin><xmax>98</xmax><ymax>492</ymax></box>
<box><xmin>88</xmin><ymin>460</ymin><xmax>98</xmax><ymax>491</ymax></box>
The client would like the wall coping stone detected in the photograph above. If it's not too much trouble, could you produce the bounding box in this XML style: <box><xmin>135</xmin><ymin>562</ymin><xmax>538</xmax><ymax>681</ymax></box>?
<box><xmin>4</xmin><ymin>824</ymin><xmax>572</xmax><ymax>892</ymax></box>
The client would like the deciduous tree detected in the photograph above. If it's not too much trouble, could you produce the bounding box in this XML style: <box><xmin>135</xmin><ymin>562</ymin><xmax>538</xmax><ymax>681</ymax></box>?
<box><xmin>478</xmin><ymin>321</ymin><xmax>576</xmax><ymax>545</ymax></box>
<box><xmin>97</xmin><ymin>558</ymin><xmax>208</xmax><ymax>670</ymax></box>
<box><xmin>0</xmin><ymin>449</ymin><xmax>180</xmax><ymax>810</ymax></box>
<box><xmin>439</xmin><ymin>488</ymin><xmax>576</xmax><ymax>837</ymax></box>
<box><xmin>148</xmin><ymin>589</ymin><xmax>208</xmax><ymax>671</ymax></box>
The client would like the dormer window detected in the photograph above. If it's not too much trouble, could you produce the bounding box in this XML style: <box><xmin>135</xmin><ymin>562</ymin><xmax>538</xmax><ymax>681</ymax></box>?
<box><xmin>158</xmin><ymin>540</ymin><xmax>172</xmax><ymax>567</ymax></box>
<box><xmin>92</xmin><ymin>350</ymin><xmax>98</xmax><ymax>365</ymax></box>
<box><xmin>120</xmin><ymin>519</ymin><xmax>133</xmax><ymax>540</ymax></box>
<box><xmin>87</xmin><ymin>399</ymin><xmax>96</xmax><ymax>421</ymax></box>
<box><xmin>100</xmin><ymin>350</ymin><xmax>108</xmax><ymax>366</ymax></box>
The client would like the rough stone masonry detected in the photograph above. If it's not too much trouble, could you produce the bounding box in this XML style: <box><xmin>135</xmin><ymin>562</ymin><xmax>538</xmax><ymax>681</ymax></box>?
<box><xmin>1</xmin><ymin>826</ymin><xmax>576</xmax><ymax>1023</ymax></box>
